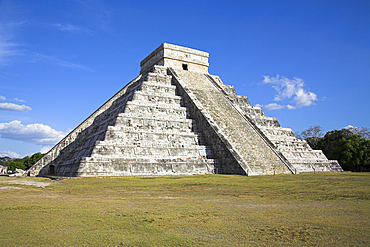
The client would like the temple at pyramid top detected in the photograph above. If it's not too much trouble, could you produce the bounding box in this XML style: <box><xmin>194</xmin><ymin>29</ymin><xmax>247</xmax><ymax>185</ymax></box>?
<box><xmin>140</xmin><ymin>43</ymin><xmax>209</xmax><ymax>74</ymax></box>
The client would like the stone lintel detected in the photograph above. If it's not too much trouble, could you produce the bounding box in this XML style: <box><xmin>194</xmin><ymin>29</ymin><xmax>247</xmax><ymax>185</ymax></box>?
<box><xmin>140</xmin><ymin>43</ymin><xmax>209</xmax><ymax>74</ymax></box>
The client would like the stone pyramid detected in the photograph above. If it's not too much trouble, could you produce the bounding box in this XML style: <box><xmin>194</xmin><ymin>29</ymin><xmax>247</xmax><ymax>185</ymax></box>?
<box><xmin>28</xmin><ymin>43</ymin><xmax>342</xmax><ymax>177</ymax></box>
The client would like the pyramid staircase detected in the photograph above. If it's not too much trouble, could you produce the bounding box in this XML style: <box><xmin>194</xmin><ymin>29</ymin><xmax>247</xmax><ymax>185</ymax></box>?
<box><xmin>170</xmin><ymin>69</ymin><xmax>294</xmax><ymax>175</ymax></box>
<box><xmin>208</xmin><ymin>74</ymin><xmax>343</xmax><ymax>173</ymax></box>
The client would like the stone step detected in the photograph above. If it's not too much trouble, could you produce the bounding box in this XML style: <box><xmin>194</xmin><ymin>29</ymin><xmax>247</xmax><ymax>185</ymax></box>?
<box><xmin>280</xmin><ymin>150</ymin><xmax>327</xmax><ymax>159</ymax></box>
<box><xmin>259</xmin><ymin>127</ymin><xmax>295</xmax><ymax>137</ymax></box>
<box><xmin>77</xmin><ymin>157</ymin><xmax>215</xmax><ymax>176</ymax></box>
<box><xmin>54</xmin><ymin>156</ymin><xmax>215</xmax><ymax>177</ymax></box>
<box><xmin>90</xmin><ymin>144</ymin><xmax>208</xmax><ymax>158</ymax></box>
<box><xmin>125</xmin><ymin>99</ymin><xmax>185</xmax><ymax>109</ymax></box>
<box><xmin>250</xmin><ymin>117</ymin><xmax>280</xmax><ymax>128</ymax></box>
<box><xmin>94</xmin><ymin>140</ymin><xmax>208</xmax><ymax>150</ymax></box>
<box><xmin>238</xmin><ymin>106</ymin><xmax>266</xmax><ymax>117</ymax></box>
<box><xmin>105</xmin><ymin>126</ymin><xmax>199</xmax><ymax>138</ymax></box>
<box><xmin>102</xmin><ymin>132</ymin><xmax>200</xmax><ymax>146</ymax></box>
<box><xmin>124</xmin><ymin>101</ymin><xmax>187</xmax><ymax>117</ymax></box>
<box><xmin>114</xmin><ymin>114</ymin><xmax>193</xmax><ymax>131</ymax></box>
<box><xmin>118</xmin><ymin>112</ymin><xmax>188</xmax><ymax>121</ymax></box>
<box><xmin>146</xmin><ymin>72</ymin><xmax>173</xmax><ymax>85</ymax></box>
<box><xmin>110</xmin><ymin>122</ymin><xmax>193</xmax><ymax>133</ymax></box>
<box><xmin>270</xmin><ymin>138</ymin><xmax>307</xmax><ymax>143</ymax></box>
<box><xmin>329</xmin><ymin>161</ymin><xmax>344</xmax><ymax>171</ymax></box>
<box><xmin>116</xmin><ymin>114</ymin><xmax>193</xmax><ymax>123</ymax></box>
<box><xmin>291</xmin><ymin>162</ymin><xmax>333</xmax><ymax>172</ymax></box>
<box><xmin>140</xmin><ymin>81</ymin><xmax>176</xmax><ymax>96</ymax></box>
<box><xmin>132</xmin><ymin>90</ymin><xmax>181</xmax><ymax>105</ymax></box>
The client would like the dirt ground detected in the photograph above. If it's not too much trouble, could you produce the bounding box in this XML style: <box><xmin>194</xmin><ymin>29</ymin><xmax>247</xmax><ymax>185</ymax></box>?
<box><xmin>0</xmin><ymin>178</ymin><xmax>51</xmax><ymax>189</ymax></box>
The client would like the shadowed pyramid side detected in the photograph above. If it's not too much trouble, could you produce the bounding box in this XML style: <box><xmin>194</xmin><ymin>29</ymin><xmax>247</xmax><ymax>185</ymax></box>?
<box><xmin>206</xmin><ymin>74</ymin><xmax>343</xmax><ymax>173</ymax></box>
<box><xmin>170</xmin><ymin>68</ymin><xmax>294</xmax><ymax>175</ymax></box>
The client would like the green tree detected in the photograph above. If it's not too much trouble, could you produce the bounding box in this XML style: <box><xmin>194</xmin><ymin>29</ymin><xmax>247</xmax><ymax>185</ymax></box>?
<box><xmin>0</xmin><ymin>156</ymin><xmax>13</xmax><ymax>167</ymax></box>
<box><xmin>316</xmin><ymin>129</ymin><xmax>370</xmax><ymax>171</ymax></box>
<box><xmin>7</xmin><ymin>153</ymin><xmax>44</xmax><ymax>171</ymax></box>
<box><xmin>24</xmin><ymin>153</ymin><xmax>44</xmax><ymax>169</ymax></box>
<box><xmin>8</xmin><ymin>156</ymin><xmax>29</xmax><ymax>170</ymax></box>
<box><xmin>316</xmin><ymin>129</ymin><xmax>353</xmax><ymax>156</ymax></box>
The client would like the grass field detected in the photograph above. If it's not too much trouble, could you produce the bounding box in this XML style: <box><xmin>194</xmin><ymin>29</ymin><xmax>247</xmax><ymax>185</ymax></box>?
<box><xmin>0</xmin><ymin>173</ymin><xmax>369</xmax><ymax>246</ymax></box>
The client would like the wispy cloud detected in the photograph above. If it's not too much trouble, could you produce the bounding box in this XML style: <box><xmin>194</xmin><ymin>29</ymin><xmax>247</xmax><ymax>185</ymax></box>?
<box><xmin>0</xmin><ymin>96</ymin><xmax>5</xmax><ymax>101</ymax></box>
<box><xmin>50</xmin><ymin>23</ymin><xmax>93</xmax><ymax>35</ymax></box>
<box><xmin>259</xmin><ymin>75</ymin><xmax>318</xmax><ymax>110</ymax></box>
<box><xmin>0</xmin><ymin>102</ymin><xmax>32</xmax><ymax>111</ymax></box>
<box><xmin>0</xmin><ymin>22</ymin><xmax>28</xmax><ymax>66</ymax></box>
<box><xmin>0</xmin><ymin>150</ymin><xmax>21</xmax><ymax>158</ymax></box>
<box><xmin>34</xmin><ymin>53</ymin><xmax>92</xmax><ymax>71</ymax></box>
<box><xmin>0</xmin><ymin>41</ymin><xmax>22</xmax><ymax>63</ymax></box>
<box><xmin>13</xmin><ymin>98</ymin><xmax>26</xmax><ymax>102</ymax></box>
<box><xmin>0</xmin><ymin>120</ymin><xmax>67</xmax><ymax>145</ymax></box>
<box><xmin>0</xmin><ymin>20</ymin><xmax>91</xmax><ymax>70</ymax></box>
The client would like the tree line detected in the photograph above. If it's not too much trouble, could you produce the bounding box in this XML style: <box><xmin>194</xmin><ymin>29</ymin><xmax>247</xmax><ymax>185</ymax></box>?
<box><xmin>296</xmin><ymin>126</ymin><xmax>370</xmax><ymax>172</ymax></box>
<box><xmin>0</xmin><ymin>153</ymin><xmax>44</xmax><ymax>171</ymax></box>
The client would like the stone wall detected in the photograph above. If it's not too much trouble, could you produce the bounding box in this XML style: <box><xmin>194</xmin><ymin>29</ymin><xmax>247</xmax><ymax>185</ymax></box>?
<box><xmin>140</xmin><ymin>43</ymin><xmax>209</xmax><ymax>74</ymax></box>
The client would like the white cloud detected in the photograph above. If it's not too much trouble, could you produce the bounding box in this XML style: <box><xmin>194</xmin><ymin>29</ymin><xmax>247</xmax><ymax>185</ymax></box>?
<box><xmin>344</xmin><ymin>125</ymin><xmax>357</xmax><ymax>130</ymax></box>
<box><xmin>0</xmin><ymin>120</ymin><xmax>66</xmax><ymax>145</ymax></box>
<box><xmin>254</xmin><ymin>104</ymin><xmax>263</xmax><ymax>108</ymax></box>
<box><xmin>262</xmin><ymin>75</ymin><xmax>318</xmax><ymax>109</ymax></box>
<box><xmin>0</xmin><ymin>150</ymin><xmax>21</xmax><ymax>158</ymax></box>
<box><xmin>287</xmin><ymin>104</ymin><xmax>296</xmax><ymax>110</ymax></box>
<box><xmin>0</xmin><ymin>96</ymin><xmax>5</xmax><ymax>101</ymax></box>
<box><xmin>264</xmin><ymin>103</ymin><xmax>285</xmax><ymax>111</ymax></box>
<box><xmin>13</xmin><ymin>98</ymin><xmax>26</xmax><ymax>102</ymax></box>
<box><xmin>40</xmin><ymin>146</ymin><xmax>51</xmax><ymax>154</ymax></box>
<box><xmin>294</xmin><ymin>89</ymin><xmax>317</xmax><ymax>107</ymax></box>
<box><xmin>0</xmin><ymin>102</ymin><xmax>32</xmax><ymax>111</ymax></box>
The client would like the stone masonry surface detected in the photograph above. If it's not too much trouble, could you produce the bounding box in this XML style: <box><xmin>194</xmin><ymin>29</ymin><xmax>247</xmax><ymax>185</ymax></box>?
<box><xmin>27</xmin><ymin>43</ymin><xmax>342</xmax><ymax>177</ymax></box>
<box><xmin>207</xmin><ymin>74</ymin><xmax>343</xmax><ymax>173</ymax></box>
<box><xmin>28</xmin><ymin>65</ymin><xmax>214</xmax><ymax>177</ymax></box>
<box><xmin>171</xmin><ymin>69</ymin><xmax>293</xmax><ymax>175</ymax></box>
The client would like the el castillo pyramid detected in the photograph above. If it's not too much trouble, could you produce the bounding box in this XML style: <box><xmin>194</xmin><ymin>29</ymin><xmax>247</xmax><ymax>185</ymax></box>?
<box><xmin>27</xmin><ymin>43</ymin><xmax>343</xmax><ymax>177</ymax></box>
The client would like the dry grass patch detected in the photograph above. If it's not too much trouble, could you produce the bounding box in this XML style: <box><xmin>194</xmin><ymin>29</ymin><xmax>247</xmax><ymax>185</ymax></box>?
<box><xmin>0</xmin><ymin>173</ymin><xmax>369</xmax><ymax>246</ymax></box>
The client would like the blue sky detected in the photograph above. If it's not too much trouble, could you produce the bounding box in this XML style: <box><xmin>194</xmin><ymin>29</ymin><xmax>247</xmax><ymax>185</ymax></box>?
<box><xmin>1</xmin><ymin>0</ymin><xmax>369</xmax><ymax>158</ymax></box>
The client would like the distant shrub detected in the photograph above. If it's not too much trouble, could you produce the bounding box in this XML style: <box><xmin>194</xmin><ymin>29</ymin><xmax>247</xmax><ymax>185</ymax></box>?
<box><xmin>7</xmin><ymin>153</ymin><xmax>44</xmax><ymax>171</ymax></box>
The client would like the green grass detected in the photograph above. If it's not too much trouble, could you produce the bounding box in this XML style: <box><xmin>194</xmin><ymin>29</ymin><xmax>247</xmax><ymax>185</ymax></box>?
<box><xmin>1</xmin><ymin>173</ymin><xmax>369</xmax><ymax>246</ymax></box>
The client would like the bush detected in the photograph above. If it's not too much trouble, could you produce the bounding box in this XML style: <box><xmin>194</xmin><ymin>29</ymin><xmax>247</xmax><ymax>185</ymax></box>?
<box><xmin>316</xmin><ymin>129</ymin><xmax>370</xmax><ymax>171</ymax></box>
<box><xmin>7</xmin><ymin>153</ymin><xmax>44</xmax><ymax>171</ymax></box>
